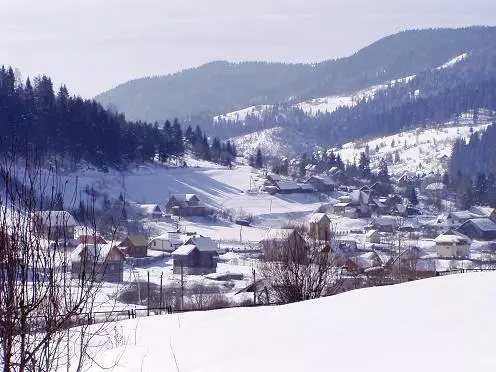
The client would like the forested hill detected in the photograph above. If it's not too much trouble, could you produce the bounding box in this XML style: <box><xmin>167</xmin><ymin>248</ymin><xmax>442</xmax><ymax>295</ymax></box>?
<box><xmin>95</xmin><ymin>26</ymin><xmax>496</xmax><ymax>122</ymax></box>
<box><xmin>0</xmin><ymin>67</ymin><xmax>233</xmax><ymax>169</ymax></box>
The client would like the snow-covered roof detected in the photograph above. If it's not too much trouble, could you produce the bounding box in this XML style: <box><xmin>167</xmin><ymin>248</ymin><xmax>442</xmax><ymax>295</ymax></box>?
<box><xmin>469</xmin><ymin>206</ymin><xmax>495</xmax><ymax>218</ymax></box>
<box><xmin>333</xmin><ymin>202</ymin><xmax>350</xmax><ymax>208</ymax></box>
<box><xmin>434</xmin><ymin>230</ymin><xmax>471</xmax><ymax>245</ymax></box>
<box><xmin>172</xmin><ymin>244</ymin><xmax>197</xmax><ymax>256</ymax></box>
<box><xmin>171</xmin><ymin>194</ymin><xmax>198</xmax><ymax>202</ymax></box>
<box><xmin>276</xmin><ymin>179</ymin><xmax>301</xmax><ymax>191</ymax></box>
<box><xmin>185</xmin><ymin>236</ymin><xmax>218</xmax><ymax>252</ymax></box>
<box><xmin>33</xmin><ymin>210</ymin><xmax>76</xmax><ymax>227</ymax></box>
<box><xmin>451</xmin><ymin>210</ymin><xmax>478</xmax><ymax>221</ymax></box>
<box><xmin>262</xmin><ymin>228</ymin><xmax>296</xmax><ymax>242</ymax></box>
<box><xmin>152</xmin><ymin>232</ymin><xmax>187</xmax><ymax>245</ymax></box>
<box><xmin>308</xmin><ymin>175</ymin><xmax>336</xmax><ymax>185</ymax></box>
<box><xmin>465</xmin><ymin>218</ymin><xmax>496</xmax><ymax>232</ymax></box>
<box><xmin>365</xmin><ymin>229</ymin><xmax>379</xmax><ymax>237</ymax></box>
<box><xmin>425</xmin><ymin>182</ymin><xmax>445</xmax><ymax>191</ymax></box>
<box><xmin>309</xmin><ymin>213</ymin><xmax>329</xmax><ymax>224</ymax></box>
<box><xmin>71</xmin><ymin>243</ymin><xmax>122</xmax><ymax>263</ymax></box>
<box><xmin>138</xmin><ymin>204</ymin><xmax>163</xmax><ymax>214</ymax></box>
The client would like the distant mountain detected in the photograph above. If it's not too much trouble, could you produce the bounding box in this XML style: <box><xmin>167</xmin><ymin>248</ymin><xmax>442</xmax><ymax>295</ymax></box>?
<box><xmin>95</xmin><ymin>26</ymin><xmax>496</xmax><ymax>122</ymax></box>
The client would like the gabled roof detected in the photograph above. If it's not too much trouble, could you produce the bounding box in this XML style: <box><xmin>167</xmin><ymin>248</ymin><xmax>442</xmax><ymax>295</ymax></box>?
<box><xmin>33</xmin><ymin>210</ymin><xmax>76</xmax><ymax>227</ymax></box>
<box><xmin>152</xmin><ymin>232</ymin><xmax>187</xmax><ymax>245</ymax></box>
<box><xmin>309</xmin><ymin>213</ymin><xmax>329</xmax><ymax>224</ymax></box>
<box><xmin>469</xmin><ymin>206</ymin><xmax>496</xmax><ymax>218</ymax></box>
<box><xmin>185</xmin><ymin>236</ymin><xmax>218</xmax><ymax>252</ymax></box>
<box><xmin>434</xmin><ymin>230</ymin><xmax>471</xmax><ymax>244</ymax></box>
<box><xmin>71</xmin><ymin>243</ymin><xmax>124</xmax><ymax>263</ymax></box>
<box><xmin>451</xmin><ymin>210</ymin><xmax>478</xmax><ymax>221</ymax></box>
<box><xmin>122</xmin><ymin>235</ymin><xmax>148</xmax><ymax>247</ymax></box>
<box><xmin>172</xmin><ymin>244</ymin><xmax>197</xmax><ymax>256</ymax></box>
<box><xmin>76</xmin><ymin>235</ymin><xmax>107</xmax><ymax>245</ymax></box>
<box><xmin>170</xmin><ymin>194</ymin><xmax>199</xmax><ymax>202</ymax></box>
<box><xmin>462</xmin><ymin>218</ymin><xmax>496</xmax><ymax>232</ymax></box>
<box><xmin>138</xmin><ymin>204</ymin><xmax>163</xmax><ymax>214</ymax></box>
<box><xmin>262</xmin><ymin>228</ymin><xmax>297</xmax><ymax>242</ymax></box>
<box><xmin>276</xmin><ymin>179</ymin><xmax>301</xmax><ymax>191</ymax></box>
<box><xmin>307</xmin><ymin>175</ymin><xmax>336</xmax><ymax>185</ymax></box>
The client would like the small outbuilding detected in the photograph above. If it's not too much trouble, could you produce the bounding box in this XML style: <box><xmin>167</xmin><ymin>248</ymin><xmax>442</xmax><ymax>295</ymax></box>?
<box><xmin>119</xmin><ymin>235</ymin><xmax>148</xmax><ymax>258</ymax></box>
<box><xmin>171</xmin><ymin>236</ymin><xmax>219</xmax><ymax>275</ymax></box>
<box><xmin>434</xmin><ymin>230</ymin><xmax>471</xmax><ymax>258</ymax></box>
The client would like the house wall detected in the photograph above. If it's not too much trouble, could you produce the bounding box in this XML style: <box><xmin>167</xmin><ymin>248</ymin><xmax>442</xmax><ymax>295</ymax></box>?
<box><xmin>127</xmin><ymin>245</ymin><xmax>147</xmax><ymax>258</ymax></box>
<box><xmin>310</xmin><ymin>221</ymin><xmax>331</xmax><ymax>241</ymax></box>
<box><xmin>71</xmin><ymin>261</ymin><xmax>123</xmax><ymax>282</ymax></box>
<box><xmin>149</xmin><ymin>239</ymin><xmax>173</xmax><ymax>252</ymax></box>
<box><xmin>436</xmin><ymin>243</ymin><xmax>470</xmax><ymax>258</ymax></box>
<box><xmin>172</xmin><ymin>251</ymin><xmax>217</xmax><ymax>275</ymax></box>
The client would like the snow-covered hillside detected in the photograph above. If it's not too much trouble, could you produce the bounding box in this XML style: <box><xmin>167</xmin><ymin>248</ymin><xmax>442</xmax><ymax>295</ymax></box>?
<box><xmin>232</xmin><ymin>126</ymin><xmax>319</xmax><ymax>158</ymax></box>
<box><xmin>86</xmin><ymin>272</ymin><xmax>496</xmax><ymax>372</ymax></box>
<box><xmin>332</xmin><ymin>110</ymin><xmax>493</xmax><ymax>176</ymax></box>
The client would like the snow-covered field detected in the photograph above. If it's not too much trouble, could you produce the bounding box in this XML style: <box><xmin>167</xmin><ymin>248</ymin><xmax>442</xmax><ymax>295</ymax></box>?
<box><xmin>333</xmin><ymin>112</ymin><xmax>492</xmax><ymax>176</ymax></box>
<box><xmin>84</xmin><ymin>272</ymin><xmax>496</xmax><ymax>372</ymax></box>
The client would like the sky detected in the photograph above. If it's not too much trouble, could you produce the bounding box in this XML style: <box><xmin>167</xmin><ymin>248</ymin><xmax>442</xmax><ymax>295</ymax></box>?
<box><xmin>1</xmin><ymin>0</ymin><xmax>495</xmax><ymax>98</ymax></box>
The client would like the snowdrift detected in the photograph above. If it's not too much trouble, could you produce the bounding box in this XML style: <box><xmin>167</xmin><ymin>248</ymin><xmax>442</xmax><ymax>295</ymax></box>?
<box><xmin>88</xmin><ymin>272</ymin><xmax>496</xmax><ymax>371</ymax></box>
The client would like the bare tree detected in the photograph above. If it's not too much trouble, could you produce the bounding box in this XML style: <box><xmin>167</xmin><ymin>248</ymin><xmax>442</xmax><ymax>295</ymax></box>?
<box><xmin>259</xmin><ymin>226</ymin><xmax>342</xmax><ymax>304</ymax></box>
<box><xmin>0</xmin><ymin>152</ymin><xmax>120</xmax><ymax>371</ymax></box>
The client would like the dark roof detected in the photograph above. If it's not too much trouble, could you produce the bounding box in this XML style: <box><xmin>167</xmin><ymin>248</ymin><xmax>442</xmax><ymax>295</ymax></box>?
<box><xmin>463</xmin><ymin>218</ymin><xmax>496</xmax><ymax>232</ymax></box>
<box><xmin>123</xmin><ymin>235</ymin><xmax>148</xmax><ymax>247</ymax></box>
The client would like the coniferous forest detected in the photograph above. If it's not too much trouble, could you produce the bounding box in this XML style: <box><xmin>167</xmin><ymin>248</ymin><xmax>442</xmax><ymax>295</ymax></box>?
<box><xmin>0</xmin><ymin>66</ymin><xmax>235</xmax><ymax>169</ymax></box>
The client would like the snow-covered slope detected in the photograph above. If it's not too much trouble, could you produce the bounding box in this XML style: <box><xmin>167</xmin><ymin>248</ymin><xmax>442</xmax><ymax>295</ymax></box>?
<box><xmin>232</xmin><ymin>126</ymin><xmax>319</xmax><ymax>158</ymax></box>
<box><xmin>213</xmin><ymin>104</ymin><xmax>272</xmax><ymax>123</ymax></box>
<box><xmin>86</xmin><ymin>272</ymin><xmax>496</xmax><ymax>372</ymax></box>
<box><xmin>332</xmin><ymin>110</ymin><xmax>493</xmax><ymax>176</ymax></box>
<box><xmin>437</xmin><ymin>52</ymin><xmax>468</xmax><ymax>70</ymax></box>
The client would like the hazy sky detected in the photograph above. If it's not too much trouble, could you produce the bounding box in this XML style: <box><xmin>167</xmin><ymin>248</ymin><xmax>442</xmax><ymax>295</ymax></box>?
<box><xmin>1</xmin><ymin>0</ymin><xmax>495</xmax><ymax>97</ymax></box>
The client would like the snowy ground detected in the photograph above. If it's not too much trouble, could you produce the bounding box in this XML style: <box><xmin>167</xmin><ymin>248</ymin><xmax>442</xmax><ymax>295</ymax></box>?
<box><xmin>83</xmin><ymin>272</ymin><xmax>496</xmax><ymax>372</ymax></box>
<box><xmin>333</xmin><ymin>114</ymin><xmax>492</xmax><ymax>176</ymax></box>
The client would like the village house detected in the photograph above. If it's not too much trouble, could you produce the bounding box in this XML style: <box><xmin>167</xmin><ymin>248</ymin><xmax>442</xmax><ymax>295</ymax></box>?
<box><xmin>148</xmin><ymin>232</ymin><xmax>186</xmax><ymax>253</ymax></box>
<box><xmin>137</xmin><ymin>204</ymin><xmax>163</xmax><ymax>219</ymax></box>
<box><xmin>434</xmin><ymin>229</ymin><xmax>471</xmax><ymax>258</ymax></box>
<box><xmin>171</xmin><ymin>236</ymin><xmax>219</xmax><ymax>274</ymax></box>
<box><xmin>329</xmin><ymin>240</ymin><xmax>359</xmax><ymax>266</ymax></box>
<box><xmin>365</xmin><ymin>229</ymin><xmax>381</xmax><ymax>244</ymax></box>
<box><xmin>305</xmin><ymin>175</ymin><xmax>336</xmax><ymax>193</ymax></box>
<box><xmin>333</xmin><ymin>190</ymin><xmax>373</xmax><ymax>218</ymax></box>
<box><xmin>262</xmin><ymin>174</ymin><xmax>305</xmax><ymax>194</ymax></box>
<box><xmin>32</xmin><ymin>210</ymin><xmax>77</xmax><ymax>240</ymax></box>
<box><xmin>469</xmin><ymin>206</ymin><xmax>496</xmax><ymax>222</ymax></box>
<box><xmin>118</xmin><ymin>235</ymin><xmax>148</xmax><ymax>258</ymax></box>
<box><xmin>260</xmin><ymin>228</ymin><xmax>308</xmax><ymax>259</ymax></box>
<box><xmin>71</xmin><ymin>243</ymin><xmax>125</xmax><ymax>282</ymax></box>
<box><xmin>457</xmin><ymin>218</ymin><xmax>496</xmax><ymax>241</ymax></box>
<box><xmin>309</xmin><ymin>213</ymin><xmax>331</xmax><ymax>241</ymax></box>
<box><xmin>368</xmin><ymin>216</ymin><xmax>400</xmax><ymax>233</ymax></box>
<box><xmin>165</xmin><ymin>194</ymin><xmax>205</xmax><ymax>217</ymax></box>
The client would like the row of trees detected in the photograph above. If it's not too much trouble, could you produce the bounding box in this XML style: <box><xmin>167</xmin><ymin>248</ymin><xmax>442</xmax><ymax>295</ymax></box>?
<box><xmin>0</xmin><ymin>66</ymin><xmax>238</xmax><ymax>169</ymax></box>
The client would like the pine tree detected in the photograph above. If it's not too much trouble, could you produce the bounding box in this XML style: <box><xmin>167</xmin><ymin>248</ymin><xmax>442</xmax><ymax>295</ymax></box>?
<box><xmin>408</xmin><ymin>185</ymin><xmax>419</xmax><ymax>206</ymax></box>
<box><xmin>377</xmin><ymin>158</ymin><xmax>389</xmax><ymax>182</ymax></box>
<box><xmin>358</xmin><ymin>152</ymin><xmax>371</xmax><ymax>178</ymax></box>
<box><xmin>255</xmin><ymin>148</ymin><xmax>263</xmax><ymax>169</ymax></box>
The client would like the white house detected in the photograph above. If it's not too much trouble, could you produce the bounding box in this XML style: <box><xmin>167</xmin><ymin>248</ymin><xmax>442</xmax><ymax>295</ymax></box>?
<box><xmin>434</xmin><ymin>229</ymin><xmax>471</xmax><ymax>258</ymax></box>
<box><xmin>365</xmin><ymin>229</ymin><xmax>381</xmax><ymax>244</ymax></box>
<box><xmin>148</xmin><ymin>232</ymin><xmax>186</xmax><ymax>252</ymax></box>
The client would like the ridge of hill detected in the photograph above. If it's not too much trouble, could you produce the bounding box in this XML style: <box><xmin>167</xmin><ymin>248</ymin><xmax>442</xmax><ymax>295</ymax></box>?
<box><xmin>94</xmin><ymin>26</ymin><xmax>496</xmax><ymax>122</ymax></box>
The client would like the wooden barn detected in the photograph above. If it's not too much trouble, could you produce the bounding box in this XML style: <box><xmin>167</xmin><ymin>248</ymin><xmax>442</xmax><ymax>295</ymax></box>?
<box><xmin>32</xmin><ymin>210</ymin><xmax>77</xmax><ymax>240</ymax></box>
<box><xmin>71</xmin><ymin>244</ymin><xmax>125</xmax><ymax>282</ymax></box>
<box><xmin>119</xmin><ymin>235</ymin><xmax>148</xmax><ymax>258</ymax></box>
<box><xmin>171</xmin><ymin>236</ymin><xmax>219</xmax><ymax>275</ymax></box>
<box><xmin>457</xmin><ymin>219</ymin><xmax>496</xmax><ymax>241</ymax></box>
<box><xmin>309</xmin><ymin>213</ymin><xmax>331</xmax><ymax>241</ymax></box>
<box><xmin>165</xmin><ymin>194</ymin><xmax>205</xmax><ymax>217</ymax></box>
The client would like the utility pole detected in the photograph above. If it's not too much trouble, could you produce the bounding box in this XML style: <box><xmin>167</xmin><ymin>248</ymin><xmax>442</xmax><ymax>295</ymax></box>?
<box><xmin>180</xmin><ymin>264</ymin><xmax>184</xmax><ymax>311</ymax></box>
<box><xmin>160</xmin><ymin>272</ymin><xmax>163</xmax><ymax>313</ymax></box>
<box><xmin>147</xmin><ymin>271</ymin><xmax>150</xmax><ymax>316</ymax></box>
<box><xmin>252</xmin><ymin>268</ymin><xmax>256</xmax><ymax>305</ymax></box>
<box><xmin>239</xmin><ymin>225</ymin><xmax>243</xmax><ymax>243</ymax></box>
